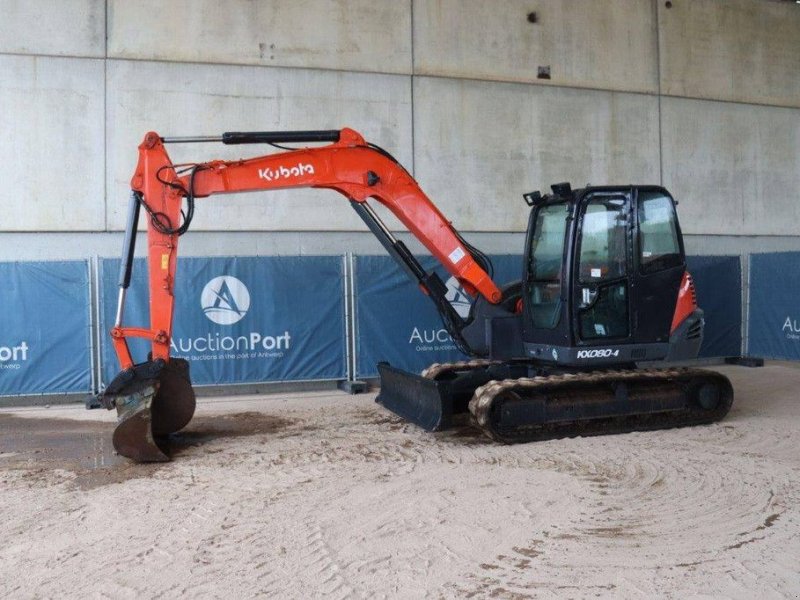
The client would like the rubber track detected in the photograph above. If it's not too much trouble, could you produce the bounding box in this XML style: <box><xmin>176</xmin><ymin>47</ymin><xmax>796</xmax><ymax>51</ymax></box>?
<box><xmin>468</xmin><ymin>368</ymin><xmax>733</xmax><ymax>444</ymax></box>
<box><xmin>421</xmin><ymin>359</ymin><xmax>503</xmax><ymax>380</ymax></box>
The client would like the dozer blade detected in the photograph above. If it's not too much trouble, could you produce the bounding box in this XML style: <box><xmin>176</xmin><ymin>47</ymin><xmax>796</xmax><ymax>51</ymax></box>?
<box><xmin>102</xmin><ymin>358</ymin><xmax>196</xmax><ymax>462</ymax></box>
<box><xmin>376</xmin><ymin>362</ymin><xmax>453</xmax><ymax>431</ymax></box>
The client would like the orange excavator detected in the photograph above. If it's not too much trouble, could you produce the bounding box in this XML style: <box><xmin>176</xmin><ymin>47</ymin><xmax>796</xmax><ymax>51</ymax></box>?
<box><xmin>99</xmin><ymin>128</ymin><xmax>733</xmax><ymax>461</ymax></box>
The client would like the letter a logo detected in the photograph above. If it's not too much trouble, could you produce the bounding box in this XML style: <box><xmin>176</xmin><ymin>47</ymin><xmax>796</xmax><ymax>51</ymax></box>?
<box><xmin>444</xmin><ymin>276</ymin><xmax>472</xmax><ymax>319</ymax></box>
<box><xmin>201</xmin><ymin>276</ymin><xmax>251</xmax><ymax>325</ymax></box>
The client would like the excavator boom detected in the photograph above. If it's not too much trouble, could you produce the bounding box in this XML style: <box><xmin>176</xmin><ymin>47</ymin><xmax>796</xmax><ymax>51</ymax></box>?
<box><xmin>119</xmin><ymin>128</ymin><xmax>499</xmax><ymax>367</ymax></box>
<box><xmin>102</xmin><ymin>128</ymin><xmax>503</xmax><ymax>460</ymax></box>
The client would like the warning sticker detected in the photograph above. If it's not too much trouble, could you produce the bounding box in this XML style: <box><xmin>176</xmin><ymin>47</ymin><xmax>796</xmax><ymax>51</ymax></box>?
<box><xmin>448</xmin><ymin>247</ymin><xmax>466</xmax><ymax>264</ymax></box>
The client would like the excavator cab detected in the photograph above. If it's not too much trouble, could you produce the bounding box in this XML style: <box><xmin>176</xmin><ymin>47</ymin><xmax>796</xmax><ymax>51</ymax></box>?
<box><xmin>520</xmin><ymin>184</ymin><xmax>701</xmax><ymax>367</ymax></box>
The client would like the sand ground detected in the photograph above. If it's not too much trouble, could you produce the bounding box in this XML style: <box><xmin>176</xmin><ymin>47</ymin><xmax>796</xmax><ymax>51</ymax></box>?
<box><xmin>0</xmin><ymin>364</ymin><xmax>798</xmax><ymax>599</ymax></box>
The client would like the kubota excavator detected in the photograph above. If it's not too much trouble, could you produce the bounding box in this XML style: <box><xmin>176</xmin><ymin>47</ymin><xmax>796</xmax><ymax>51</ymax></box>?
<box><xmin>99</xmin><ymin>127</ymin><xmax>733</xmax><ymax>461</ymax></box>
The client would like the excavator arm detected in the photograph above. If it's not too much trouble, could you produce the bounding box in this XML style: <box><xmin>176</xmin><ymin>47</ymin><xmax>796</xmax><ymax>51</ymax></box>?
<box><xmin>104</xmin><ymin>127</ymin><xmax>504</xmax><ymax>461</ymax></box>
<box><xmin>112</xmin><ymin>127</ymin><xmax>501</xmax><ymax>372</ymax></box>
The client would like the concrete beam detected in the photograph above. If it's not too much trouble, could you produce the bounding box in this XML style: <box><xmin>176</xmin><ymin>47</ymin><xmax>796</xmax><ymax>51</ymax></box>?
<box><xmin>108</xmin><ymin>0</ymin><xmax>412</xmax><ymax>75</ymax></box>
<box><xmin>414</xmin><ymin>0</ymin><xmax>658</xmax><ymax>93</ymax></box>
<box><xmin>0</xmin><ymin>55</ymin><xmax>105</xmax><ymax>231</ymax></box>
<box><xmin>0</xmin><ymin>0</ymin><xmax>105</xmax><ymax>58</ymax></box>
<box><xmin>5</xmin><ymin>230</ymin><xmax>800</xmax><ymax>263</ymax></box>
<box><xmin>413</xmin><ymin>77</ymin><xmax>660</xmax><ymax>232</ymax></box>
<box><xmin>106</xmin><ymin>60</ymin><xmax>412</xmax><ymax>231</ymax></box>
<box><xmin>662</xmin><ymin>97</ymin><xmax>800</xmax><ymax>236</ymax></box>
<box><xmin>659</xmin><ymin>0</ymin><xmax>800</xmax><ymax>108</ymax></box>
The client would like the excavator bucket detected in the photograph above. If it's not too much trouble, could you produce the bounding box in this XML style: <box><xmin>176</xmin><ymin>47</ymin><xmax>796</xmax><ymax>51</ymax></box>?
<box><xmin>112</xmin><ymin>385</ymin><xmax>169</xmax><ymax>462</ymax></box>
<box><xmin>376</xmin><ymin>363</ymin><xmax>456</xmax><ymax>431</ymax></box>
<box><xmin>100</xmin><ymin>358</ymin><xmax>196</xmax><ymax>462</ymax></box>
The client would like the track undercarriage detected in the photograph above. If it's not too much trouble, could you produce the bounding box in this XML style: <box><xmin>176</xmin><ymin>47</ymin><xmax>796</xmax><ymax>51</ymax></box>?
<box><xmin>376</xmin><ymin>361</ymin><xmax>733</xmax><ymax>443</ymax></box>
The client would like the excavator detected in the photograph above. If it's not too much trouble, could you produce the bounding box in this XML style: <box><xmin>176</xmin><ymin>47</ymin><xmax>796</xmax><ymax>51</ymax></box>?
<box><xmin>99</xmin><ymin>127</ymin><xmax>733</xmax><ymax>461</ymax></box>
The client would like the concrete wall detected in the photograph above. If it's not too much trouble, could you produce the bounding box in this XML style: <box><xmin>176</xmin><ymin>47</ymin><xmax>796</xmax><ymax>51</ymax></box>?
<box><xmin>105</xmin><ymin>60</ymin><xmax>411</xmax><ymax>231</ymax></box>
<box><xmin>659</xmin><ymin>0</ymin><xmax>800</xmax><ymax>108</ymax></box>
<box><xmin>0</xmin><ymin>55</ymin><xmax>105</xmax><ymax>232</ymax></box>
<box><xmin>2</xmin><ymin>0</ymin><xmax>799</xmax><ymax>259</ymax></box>
<box><xmin>414</xmin><ymin>0</ymin><xmax>658</xmax><ymax>93</ymax></box>
<box><xmin>662</xmin><ymin>97</ymin><xmax>800</xmax><ymax>236</ymax></box>
<box><xmin>414</xmin><ymin>76</ymin><xmax>661</xmax><ymax>230</ymax></box>
<box><xmin>107</xmin><ymin>0</ymin><xmax>412</xmax><ymax>73</ymax></box>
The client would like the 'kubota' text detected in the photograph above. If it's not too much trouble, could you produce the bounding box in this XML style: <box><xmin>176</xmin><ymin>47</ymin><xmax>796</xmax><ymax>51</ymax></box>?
<box><xmin>258</xmin><ymin>163</ymin><xmax>314</xmax><ymax>181</ymax></box>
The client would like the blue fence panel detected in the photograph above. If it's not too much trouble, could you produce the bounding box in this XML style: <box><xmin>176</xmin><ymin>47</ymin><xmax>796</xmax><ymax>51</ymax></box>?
<box><xmin>355</xmin><ymin>255</ymin><xmax>521</xmax><ymax>377</ymax></box>
<box><xmin>0</xmin><ymin>261</ymin><xmax>91</xmax><ymax>395</ymax></box>
<box><xmin>686</xmin><ymin>255</ymin><xmax>742</xmax><ymax>358</ymax></box>
<box><xmin>354</xmin><ymin>254</ymin><xmax>742</xmax><ymax>377</ymax></box>
<box><xmin>99</xmin><ymin>256</ymin><xmax>346</xmax><ymax>386</ymax></box>
<box><xmin>748</xmin><ymin>252</ymin><xmax>800</xmax><ymax>360</ymax></box>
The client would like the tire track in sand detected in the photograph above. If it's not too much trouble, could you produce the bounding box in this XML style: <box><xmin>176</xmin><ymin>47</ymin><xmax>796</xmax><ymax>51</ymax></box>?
<box><xmin>451</xmin><ymin>425</ymin><xmax>798</xmax><ymax>598</ymax></box>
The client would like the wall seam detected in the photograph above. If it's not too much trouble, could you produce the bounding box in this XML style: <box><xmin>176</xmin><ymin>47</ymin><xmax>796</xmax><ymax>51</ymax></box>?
<box><xmin>655</xmin><ymin>0</ymin><xmax>664</xmax><ymax>186</ymax></box>
<box><xmin>0</xmin><ymin>51</ymin><xmax>104</xmax><ymax>60</ymax></box>
<box><xmin>410</xmin><ymin>0</ymin><xmax>416</xmax><ymax>179</ymax></box>
<box><xmin>103</xmin><ymin>0</ymin><xmax>109</xmax><ymax>232</ymax></box>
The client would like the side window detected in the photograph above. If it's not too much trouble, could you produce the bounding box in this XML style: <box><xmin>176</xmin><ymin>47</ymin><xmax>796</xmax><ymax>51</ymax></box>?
<box><xmin>638</xmin><ymin>191</ymin><xmax>682</xmax><ymax>274</ymax></box>
<box><xmin>578</xmin><ymin>197</ymin><xmax>627</xmax><ymax>283</ymax></box>
<box><xmin>528</xmin><ymin>203</ymin><xmax>568</xmax><ymax>329</ymax></box>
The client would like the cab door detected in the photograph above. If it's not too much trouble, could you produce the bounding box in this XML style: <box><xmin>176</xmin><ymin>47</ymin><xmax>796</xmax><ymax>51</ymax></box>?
<box><xmin>572</xmin><ymin>190</ymin><xmax>633</xmax><ymax>346</ymax></box>
<box><xmin>630</xmin><ymin>187</ymin><xmax>686</xmax><ymax>344</ymax></box>
<box><xmin>521</xmin><ymin>200</ymin><xmax>572</xmax><ymax>349</ymax></box>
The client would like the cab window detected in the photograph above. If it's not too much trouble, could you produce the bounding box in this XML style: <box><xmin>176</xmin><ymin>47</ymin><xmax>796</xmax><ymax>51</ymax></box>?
<box><xmin>528</xmin><ymin>202</ymin><xmax>568</xmax><ymax>329</ymax></box>
<box><xmin>638</xmin><ymin>191</ymin><xmax>682</xmax><ymax>274</ymax></box>
<box><xmin>578</xmin><ymin>197</ymin><xmax>627</xmax><ymax>283</ymax></box>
